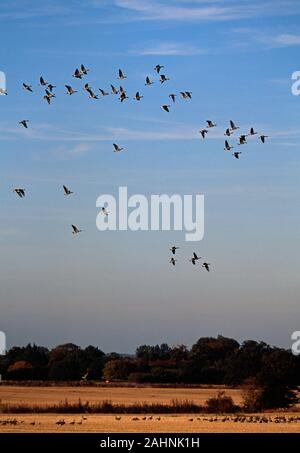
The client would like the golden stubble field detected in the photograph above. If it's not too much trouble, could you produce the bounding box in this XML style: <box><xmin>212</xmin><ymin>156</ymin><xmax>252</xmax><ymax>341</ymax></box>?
<box><xmin>0</xmin><ymin>385</ymin><xmax>299</xmax><ymax>433</ymax></box>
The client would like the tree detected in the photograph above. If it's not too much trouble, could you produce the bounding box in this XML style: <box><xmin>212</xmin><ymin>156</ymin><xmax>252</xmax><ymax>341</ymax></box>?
<box><xmin>102</xmin><ymin>359</ymin><xmax>136</xmax><ymax>381</ymax></box>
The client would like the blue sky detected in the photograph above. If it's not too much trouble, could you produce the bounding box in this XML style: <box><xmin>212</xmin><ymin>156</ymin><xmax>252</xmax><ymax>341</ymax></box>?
<box><xmin>0</xmin><ymin>0</ymin><xmax>300</xmax><ymax>352</ymax></box>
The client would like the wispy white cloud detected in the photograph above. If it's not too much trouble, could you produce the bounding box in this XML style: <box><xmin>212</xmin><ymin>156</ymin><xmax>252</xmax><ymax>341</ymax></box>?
<box><xmin>264</xmin><ymin>33</ymin><xmax>300</xmax><ymax>47</ymax></box>
<box><xmin>130</xmin><ymin>42</ymin><xmax>206</xmax><ymax>56</ymax></box>
<box><xmin>232</xmin><ymin>28</ymin><xmax>300</xmax><ymax>49</ymax></box>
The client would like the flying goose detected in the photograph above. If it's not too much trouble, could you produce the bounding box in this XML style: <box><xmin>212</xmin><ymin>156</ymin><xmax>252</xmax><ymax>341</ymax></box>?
<box><xmin>180</xmin><ymin>91</ymin><xmax>192</xmax><ymax>99</ymax></box>
<box><xmin>259</xmin><ymin>135</ymin><xmax>268</xmax><ymax>143</ymax></box>
<box><xmin>47</xmin><ymin>84</ymin><xmax>56</xmax><ymax>92</ymax></box>
<box><xmin>199</xmin><ymin>129</ymin><xmax>208</xmax><ymax>139</ymax></box>
<box><xmin>71</xmin><ymin>225</ymin><xmax>82</xmax><ymax>235</ymax></box>
<box><xmin>101</xmin><ymin>207</ymin><xmax>109</xmax><ymax>216</ymax></box>
<box><xmin>118</xmin><ymin>69</ymin><xmax>126</xmax><ymax>80</ymax></box>
<box><xmin>134</xmin><ymin>91</ymin><xmax>143</xmax><ymax>101</ymax></box>
<box><xmin>154</xmin><ymin>64</ymin><xmax>164</xmax><ymax>73</ymax></box>
<box><xmin>238</xmin><ymin>135</ymin><xmax>247</xmax><ymax>145</ymax></box>
<box><xmin>119</xmin><ymin>86</ymin><xmax>125</xmax><ymax>95</ymax></box>
<box><xmin>13</xmin><ymin>188</ymin><xmax>25</xmax><ymax>198</ymax></box>
<box><xmin>170</xmin><ymin>246</ymin><xmax>179</xmax><ymax>255</ymax></box>
<box><xmin>169</xmin><ymin>94</ymin><xmax>176</xmax><ymax>103</ymax></box>
<box><xmin>113</xmin><ymin>143</ymin><xmax>123</xmax><ymax>152</ymax></box>
<box><xmin>87</xmin><ymin>89</ymin><xmax>98</xmax><ymax>99</ymax></box>
<box><xmin>39</xmin><ymin>76</ymin><xmax>47</xmax><ymax>86</ymax></box>
<box><xmin>65</xmin><ymin>85</ymin><xmax>77</xmax><ymax>95</ymax></box>
<box><xmin>0</xmin><ymin>88</ymin><xmax>7</xmax><ymax>95</ymax></box>
<box><xmin>22</xmin><ymin>83</ymin><xmax>33</xmax><ymax>92</ymax></box>
<box><xmin>43</xmin><ymin>94</ymin><xmax>51</xmax><ymax>105</ymax></box>
<box><xmin>83</xmin><ymin>83</ymin><xmax>91</xmax><ymax>92</ymax></box>
<box><xmin>161</xmin><ymin>105</ymin><xmax>170</xmax><ymax>112</ymax></box>
<box><xmin>45</xmin><ymin>89</ymin><xmax>55</xmax><ymax>98</ymax></box>
<box><xmin>232</xmin><ymin>151</ymin><xmax>242</xmax><ymax>159</ymax></box>
<box><xmin>145</xmin><ymin>76</ymin><xmax>153</xmax><ymax>86</ymax></box>
<box><xmin>72</xmin><ymin>68</ymin><xmax>82</xmax><ymax>79</ymax></box>
<box><xmin>80</xmin><ymin>64</ymin><xmax>89</xmax><ymax>75</ymax></box>
<box><xmin>189</xmin><ymin>252</ymin><xmax>201</xmax><ymax>265</ymax></box>
<box><xmin>99</xmin><ymin>88</ymin><xmax>109</xmax><ymax>96</ymax></box>
<box><xmin>249</xmin><ymin>127</ymin><xmax>257</xmax><ymax>136</ymax></box>
<box><xmin>206</xmin><ymin>120</ymin><xmax>216</xmax><ymax>128</ymax></box>
<box><xmin>224</xmin><ymin>140</ymin><xmax>233</xmax><ymax>151</ymax></box>
<box><xmin>159</xmin><ymin>74</ymin><xmax>170</xmax><ymax>84</ymax></box>
<box><xmin>19</xmin><ymin>120</ymin><xmax>29</xmax><ymax>128</ymax></box>
<box><xmin>63</xmin><ymin>185</ymin><xmax>73</xmax><ymax>196</ymax></box>
<box><xmin>111</xmin><ymin>84</ymin><xmax>118</xmax><ymax>95</ymax></box>
<box><xmin>119</xmin><ymin>92</ymin><xmax>129</xmax><ymax>102</ymax></box>
<box><xmin>224</xmin><ymin>128</ymin><xmax>233</xmax><ymax>137</ymax></box>
<box><xmin>202</xmin><ymin>262</ymin><xmax>211</xmax><ymax>272</ymax></box>
<box><xmin>169</xmin><ymin>257</ymin><xmax>177</xmax><ymax>266</ymax></box>
<box><xmin>185</xmin><ymin>91</ymin><xmax>192</xmax><ymax>99</ymax></box>
<box><xmin>230</xmin><ymin>120</ymin><xmax>239</xmax><ymax>131</ymax></box>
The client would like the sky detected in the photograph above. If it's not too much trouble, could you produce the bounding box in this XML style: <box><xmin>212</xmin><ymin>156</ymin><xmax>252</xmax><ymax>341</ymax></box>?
<box><xmin>0</xmin><ymin>0</ymin><xmax>300</xmax><ymax>353</ymax></box>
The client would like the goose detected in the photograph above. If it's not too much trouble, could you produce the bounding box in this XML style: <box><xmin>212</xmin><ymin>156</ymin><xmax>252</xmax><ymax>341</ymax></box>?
<box><xmin>249</xmin><ymin>127</ymin><xmax>257</xmax><ymax>136</ymax></box>
<box><xmin>224</xmin><ymin>128</ymin><xmax>232</xmax><ymax>137</ymax></box>
<box><xmin>232</xmin><ymin>151</ymin><xmax>242</xmax><ymax>159</ymax></box>
<box><xmin>119</xmin><ymin>86</ymin><xmax>125</xmax><ymax>95</ymax></box>
<box><xmin>145</xmin><ymin>76</ymin><xmax>153</xmax><ymax>86</ymax></box>
<box><xmin>119</xmin><ymin>92</ymin><xmax>129</xmax><ymax>102</ymax></box>
<box><xmin>13</xmin><ymin>188</ymin><xmax>25</xmax><ymax>198</ymax></box>
<box><xmin>113</xmin><ymin>143</ymin><xmax>123</xmax><ymax>152</ymax></box>
<box><xmin>101</xmin><ymin>207</ymin><xmax>109</xmax><ymax>216</ymax></box>
<box><xmin>161</xmin><ymin>105</ymin><xmax>170</xmax><ymax>112</ymax></box>
<box><xmin>134</xmin><ymin>91</ymin><xmax>143</xmax><ymax>101</ymax></box>
<box><xmin>229</xmin><ymin>120</ymin><xmax>239</xmax><ymax>131</ymax></box>
<box><xmin>43</xmin><ymin>94</ymin><xmax>51</xmax><ymax>105</ymax></box>
<box><xmin>169</xmin><ymin>94</ymin><xmax>176</xmax><ymax>103</ymax></box>
<box><xmin>45</xmin><ymin>89</ymin><xmax>55</xmax><ymax>98</ymax></box>
<box><xmin>19</xmin><ymin>120</ymin><xmax>29</xmax><ymax>128</ymax></box>
<box><xmin>224</xmin><ymin>140</ymin><xmax>233</xmax><ymax>151</ymax></box>
<box><xmin>115</xmin><ymin>416</ymin><xmax>121</xmax><ymax>421</ymax></box>
<box><xmin>0</xmin><ymin>88</ymin><xmax>7</xmax><ymax>95</ymax></box>
<box><xmin>170</xmin><ymin>246</ymin><xmax>179</xmax><ymax>255</ymax></box>
<box><xmin>80</xmin><ymin>64</ymin><xmax>89</xmax><ymax>75</ymax></box>
<box><xmin>111</xmin><ymin>84</ymin><xmax>118</xmax><ymax>95</ymax></box>
<box><xmin>39</xmin><ymin>76</ymin><xmax>47</xmax><ymax>86</ymax></box>
<box><xmin>238</xmin><ymin>135</ymin><xmax>247</xmax><ymax>145</ymax></box>
<box><xmin>180</xmin><ymin>91</ymin><xmax>192</xmax><ymax>99</ymax></box>
<box><xmin>118</xmin><ymin>69</ymin><xmax>126</xmax><ymax>80</ymax></box>
<box><xmin>63</xmin><ymin>185</ymin><xmax>73</xmax><ymax>196</ymax></box>
<box><xmin>169</xmin><ymin>258</ymin><xmax>177</xmax><ymax>266</ymax></box>
<box><xmin>189</xmin><ymin>252</ymin><xmax>201</xmax><ymax>265</ymax></box>
<box><xmin>65</xmin><ymin>85</ymin><xmax>77</xmax><ymax>95</ymax></box>
<box><xmin>70</xmin><ymin>420</ymin><xmax>75</xmax><ymax>425</ymax></box>
<box><xmin>199</xmin><ymin>129</ymin><xmax>208</xmax><ymax>139</ymax></box>
<box><xmin>202</xmin><ymin>262</ymin><xmax>211</xmax><ymax>272</ymax></box>
<box><xmin>71</xmin><ymin>225</ymin><xmax>82</xmax><ymax>235</ymax></box>
<box><xmin>154</xmin><ymin>64</ymin><xmax>164</xmax><ymax>73</ymax></box>
<box><xmin>206</xmin><ymin>120</ymin><xmax>216</xmax><ymax>128</ymax></box>
<box><xmin>83</xmin><ymin>83</ymin><xmax>91</xmax><ymax>92</ymax></box>
<box><xmin>22</xmin><ymin>83</ymin><xmax>33</xmax><ymax>92</ymax></box>
<box><xmin>87</xmin><ymin>89</ymin><xmax>98</xmax><ymax>99</ymax></box>
<box><xmin>185</xmin><ymin>91</ymin><xmax>192</xmax><ymax>99</ymax></box>
<box><xmin>99</xmin><ymin>88</ymin><xmax>109</xmax><ymax>96</ymax></box>
<box><xmin>47</xmin><ymin>84</ymin><xmax>56</xmax><ymax>92</ymax></box>
<box><xmin>72</xmin><ymin>68</ymin><xmax>82</xmax><ymax>79</ymax></box>
<box><xmin>159</xmin><ymin>74</ymin><xmax>170</xmax><ymax>84</ymax></box>
<box><xmin>259</xmin><ymin>135</ymin><xmax>268</xmax><ymax>143</ymax></box>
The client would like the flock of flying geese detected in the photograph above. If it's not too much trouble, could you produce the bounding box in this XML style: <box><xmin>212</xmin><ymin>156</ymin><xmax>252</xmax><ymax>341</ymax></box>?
<box><xmin>169</xmin><ymin>247</ymin><xmax>211</xmax><ymax>271</ymax></box>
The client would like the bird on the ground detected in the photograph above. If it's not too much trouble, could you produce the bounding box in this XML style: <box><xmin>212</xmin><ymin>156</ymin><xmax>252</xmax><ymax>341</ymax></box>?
<box><xmin>99</xmin><ymin>88</ymin><xmax>109</xmax><ymax>96</ymax></box>
<box><xmin>249</xmin><ymin>127</ymin><xmax>257</xmax><ymax>136</ymax></box>
<box><xmin>22</xmin><ymin>83</ymin><xmax>33</xmax><ymax>92</ymax></box>
<box><xmin>72</xmin><ymin>68</ymin><xmax>82</xmax><ymax>79</ymax></box>
<box><xmin>224</xmin><ymin>140</ymin><xmax>233</xmax><ymax>151</ymax></box>
<box><xmin>115</xmin><ymin>416</ymin><xmax>121</xmax><ymax>421</ymax></box>
<box><xmin>111</xmin><ymin>84</ymin><xmax>118</xmax><ymax>95</ymax></box>
<box><xmin>13</xmin><ymin>188</ymin><xmax>25</xmax><ymax>198</ymax></box>
<box><xmin>224</xmin><ymin>128</ymin><xmax>233</xmax><ymax>137</ymax></box>
<box><xmin>169</xmin><ymin>94</ymin><xmax>176</xmax><ymax>103</ymax></box>
<box><xmin>159</xmin><ymin>74</ymin><xmax>170</xmax><ymax>84</ymax></box>
<box><xmin>170</xmin><ymin>258</ymin><xmax>177</xmax><ymax>266</ymax></box>
<box><xmin>145</xmin><ymin>76</ymin><xmax>153</xmax><ymax>86</ymax></box>
<box><xmin>71</xmin><ymin>225</ymin><xmax>82</xmax><ymax>235</ymax></box>
<box><xmin>154</xmin><ymin>64</ymin><xmax>164</xmax><ymax>73</ymax></box>
<box><xmin>39</xmin><ymin>76</ymin><xmax>47</xmax><ymax>86</ymax></box>
<box><xmin>238</xmin><ymin>135</ymin><xmax>247</xmax><ymax>145</ymax></box>
<box><xmin>199</xmin><ymin>129</ymin><xmax>208</xmax><ymax>139</ymax></box>
<box><xmin>206</xmin><ymin>120</ymin><xmax>216</xmax><ymax>128</ymax></box>
<box><xmin>80</xmin><ymin>64</ymin><xmax>89</xmax><ymax>75</ymax></box>
<box><xmin>134</xmin><ymin>91</ymin><xmax>143</xmax><ymax>101</ymax></box>
<box><xmin>259</xmin><ymin>135</ymin><xmax>268</xmax><ymax>143</ymax></box>
<box><xmin>70</xmin><ymin>420</ymin><xmax>75</xmax><ymax>425</ymax></box>
<box><xmin>202</xmin><ymin>262</ymin><xmax>211</xmax><ymax>272</ymax></box>
<box><xmin>19</xmin><ymin>120</ymin><xmax>29</xmax><ymax>128</ymax></box>
<box><xmin>170</xmin><ymin>246</ymin><xmax>179</xmax><ymax>255</ymax></box>
<box><xmin>190</xmin><ymin>252</ymin><xmax>201</xmax><ymax>265</ymax></box>
<box><xmin>118</xmin><ymin>69</ymin><xmax>126</xmax><ymax>80</ymax></box>
<box><xmin>113</xmin><ymin>143</ymin><xmax>124</xmax><ymax>152</ymax></box>
<box><xmin>65</xmin><ymin>85</ymin><xmax>77</xmax><ymax>95</ymax></box>
<box><xmin>230</xmin><ymin>120</ymin><xmax>239</xmax><ymax>131</ymax></box>
<box><xmin>161</xmin><ymin>105</ymin><xmax>170</xmax><ymax>112</ymax></box>
<box><xmin>232</xmin><ymin>151</ymin><xmax>242</xmax><ymax>159</ymax></box>
<box><xmin>63</xmin><ymin>185</ymin><xmax>73</xmax><ymax>196</ymax></box>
